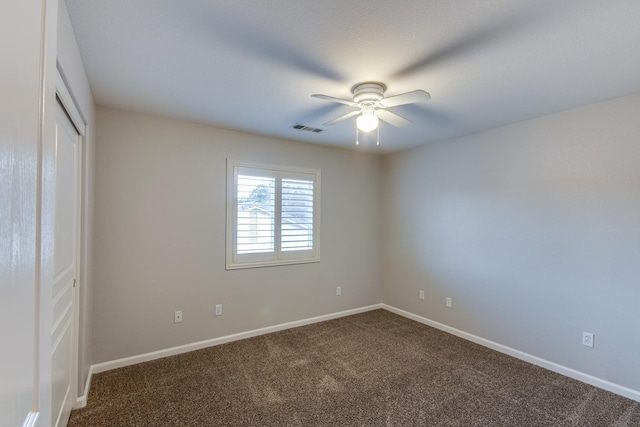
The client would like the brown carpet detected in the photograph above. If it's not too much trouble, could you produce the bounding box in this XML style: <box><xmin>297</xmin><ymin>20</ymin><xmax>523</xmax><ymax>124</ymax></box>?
<box><xmin>69</xmin><ymin>309</ymin><xmax>640</xmax><ymax>426</ymax></box>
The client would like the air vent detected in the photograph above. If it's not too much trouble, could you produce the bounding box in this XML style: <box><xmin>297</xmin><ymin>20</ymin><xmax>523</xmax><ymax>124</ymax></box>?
<box><xmin>291</xmin><ymin>124</ymin><xmax>323</xmax><ymax>133</ymax></box>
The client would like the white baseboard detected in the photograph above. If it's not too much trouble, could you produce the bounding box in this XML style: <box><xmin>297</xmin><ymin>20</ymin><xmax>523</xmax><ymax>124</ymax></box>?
<box><xmin>90</xmin><ymin>304</ymin><xmax>383</xmax><ymax>376</ymax></box>
<box><xmin>74</xmin><ymin>364</ymin><xmax>94</xmax><ymax>409</ymax></box>
<box><xmin>382</xmin><ymin>304</ymin><xmax>640</xmax><ymax>403</ymax></box>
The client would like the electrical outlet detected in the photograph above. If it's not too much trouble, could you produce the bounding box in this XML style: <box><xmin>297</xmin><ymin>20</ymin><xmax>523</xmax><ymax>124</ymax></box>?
<box><xmin>215</xmin><ymin>304</ymin><xmax>222</xmax><ymax>316</ymax></box>
<box><xmin>336</xmin><ymin>286</ymin><xmax>342</xmax><ymax>296</ymax></box>
<box><xmin>419</xmin><ymin>290</ymin><xmax>425</xmax><ymax>300</ymax></box>
<box><xmin>174</xmin><ymin>310</ymin><xmax>183</xmax><ymax>323</ymax></box>
<box><xmin>446</xmin><ymin>297</ymin><xmax>452</xmax><ymax>308</ymax></box>
<box><xmin>582</xmin><ymin>332</ymin><xmax>594</xmax><ymax>348</ymax></box>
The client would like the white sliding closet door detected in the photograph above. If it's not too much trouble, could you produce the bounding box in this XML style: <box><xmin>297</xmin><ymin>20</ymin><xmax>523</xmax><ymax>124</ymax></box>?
<box><xmin>51</xmin><ymin>99</ymin><xmax>81</xmax><ymax>427</ymax></box>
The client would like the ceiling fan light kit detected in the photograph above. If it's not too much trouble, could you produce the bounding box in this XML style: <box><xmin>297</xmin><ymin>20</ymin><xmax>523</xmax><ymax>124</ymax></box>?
<box><xmin>356</xmin><ymin>105</ymin><xmax>379</xmax><ymax>132</ymax></box>
<box><xmin>312</xmin><ymin>82</ymin><xmax>431</xmax><ymax>146</ymax></box>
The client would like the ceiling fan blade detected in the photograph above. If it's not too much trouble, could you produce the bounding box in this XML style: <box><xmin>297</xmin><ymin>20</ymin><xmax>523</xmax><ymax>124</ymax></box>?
<box><xmin>312</xmin><ymin>94</ymin><xmax>357</xmax><ymax>107</ymax></box>
<box><xmin>377</xmin><ymin>109</ymin><xmax>411</xmax><ymax>127</ymax></box>
<box><xmin>392</xmin><ymin>3</ymin><xmax>551</xmax><ymax>78</ymax></box>
<box><xmin>190</xmin><ymin>8</ymin><xmax>343</xmax><ymax>81</ymax></box>
<box><xmin>323</xmin><ymin>110</ymin><xmax>361</xmax><ymax>126</ymax></box>
<box><xmin>378</xmin><ymin>90</ymin><xmax>431</xmax><ymax>108</ymax></box>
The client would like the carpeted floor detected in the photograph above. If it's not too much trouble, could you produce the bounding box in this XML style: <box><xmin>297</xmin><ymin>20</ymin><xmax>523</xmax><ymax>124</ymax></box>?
<box><xmin>69</xmin><ymin>309</ymin><xmax>640</xmax><ymax>426</ymax></box>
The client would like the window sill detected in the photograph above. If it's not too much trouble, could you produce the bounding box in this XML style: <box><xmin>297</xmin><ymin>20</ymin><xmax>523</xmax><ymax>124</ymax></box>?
<box><xmin>225</xmin><ymin>257</ymin><xmax>320</xmax><ymax>270</ymax></box>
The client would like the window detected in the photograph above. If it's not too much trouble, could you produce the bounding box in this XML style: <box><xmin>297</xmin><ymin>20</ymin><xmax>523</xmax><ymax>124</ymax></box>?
<box><xmin>226</xmin><ymin>160</ymin><xmax>320</xmax><ymax>269</ymax></box>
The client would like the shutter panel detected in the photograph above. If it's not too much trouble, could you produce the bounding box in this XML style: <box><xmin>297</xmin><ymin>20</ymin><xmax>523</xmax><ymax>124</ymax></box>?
<box><xmin>281</xmin><ymin>178</ymin><xmax>314</xmax><ymax>251</ymax></box>
<box><xmin>236</xmin><ymin>175</ymin><xmax>275</xmax><ymax>254</ymax></box>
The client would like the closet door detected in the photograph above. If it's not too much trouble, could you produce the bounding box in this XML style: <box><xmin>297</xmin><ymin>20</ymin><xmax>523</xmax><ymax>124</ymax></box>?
<box><xmin>51</xmin><ymin>98</ymin><xmax>81</xmax><ymax>427</ymax></box>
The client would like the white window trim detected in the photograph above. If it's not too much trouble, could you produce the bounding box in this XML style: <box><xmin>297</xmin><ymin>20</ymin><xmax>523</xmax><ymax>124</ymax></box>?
<box><xmin>226</xmin><ymin>159</ymin><xmax>321</xmax><ymax>270</ymax></box>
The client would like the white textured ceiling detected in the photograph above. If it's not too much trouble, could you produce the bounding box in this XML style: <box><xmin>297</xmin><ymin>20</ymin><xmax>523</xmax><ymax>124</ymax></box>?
<box><xmin>65</xmin><ymin>0</ymin><xmax>640</xmax><ymax>154</ymax></box>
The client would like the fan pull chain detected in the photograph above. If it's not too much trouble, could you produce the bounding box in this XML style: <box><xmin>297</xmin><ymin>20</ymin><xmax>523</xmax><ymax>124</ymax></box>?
<box><xmin>355</xmin><ymin>126</ymin><xmax>359</xmax><ymax>145</ymax></box>
<box><xmin>376</xmin><ymin>125</ymin><xmax>380</xmax><ymax>146</ymax></box>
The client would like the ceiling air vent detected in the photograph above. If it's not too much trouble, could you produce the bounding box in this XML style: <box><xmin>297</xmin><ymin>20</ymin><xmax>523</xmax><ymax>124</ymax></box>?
<box><xmin>291</xmin><ymin>123</ymin><xmax>323</xmax><ymax>133</ymax></box>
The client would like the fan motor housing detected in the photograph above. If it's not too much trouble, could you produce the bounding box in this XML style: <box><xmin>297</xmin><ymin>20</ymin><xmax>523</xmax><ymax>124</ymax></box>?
<box><xmin>352</xmin><ymin>82</ymin><xmax>386</xmax><ymax>104</ymax></box>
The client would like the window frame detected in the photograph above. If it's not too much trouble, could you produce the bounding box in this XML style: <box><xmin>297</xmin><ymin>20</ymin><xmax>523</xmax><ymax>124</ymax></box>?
<box><xmin>226</xmin><ymin>159</ymin><xmax>321</xmax><ymax>270</ymax></box>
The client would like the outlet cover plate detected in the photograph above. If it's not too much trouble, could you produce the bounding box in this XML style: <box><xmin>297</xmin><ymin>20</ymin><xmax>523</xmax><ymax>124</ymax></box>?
<box><xmin>582</xmin><ymin>332</ymin><xmax>594</xmax><ymax>348</ymax></box>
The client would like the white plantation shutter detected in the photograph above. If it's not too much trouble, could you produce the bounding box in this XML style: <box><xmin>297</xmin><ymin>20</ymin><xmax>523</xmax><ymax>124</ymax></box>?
<box><xmin>281</xmin><ymin>178</ymin><xmax>314</xmax><ymax>251</ymax></box>
<box><xmin>227</xmin><ymin>161</ymin><xmax>320</xmax><ymax>269</ymax></box>
<box><xmin>236</xmin><ymin>175</ymin><xmax>275</xmax><ymax>254</ymax></box>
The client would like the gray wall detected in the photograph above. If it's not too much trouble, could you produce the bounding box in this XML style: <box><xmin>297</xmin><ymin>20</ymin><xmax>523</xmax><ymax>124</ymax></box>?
<box><xmin>92</xmin><ymin>107</ymin><xmax>382</xmax><ymax>363</ymax></box>
<box><xmin>381</xmin><ymin>93</ymin><xmax>640</xmax><ymax>392</ymax></box>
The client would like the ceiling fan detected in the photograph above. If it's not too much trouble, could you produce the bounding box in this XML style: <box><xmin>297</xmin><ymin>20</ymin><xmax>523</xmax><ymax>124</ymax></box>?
<box><xmin>312</xmin><ymin>82</ymin><xmax>431</xmax><ymax>145</ymax></box>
